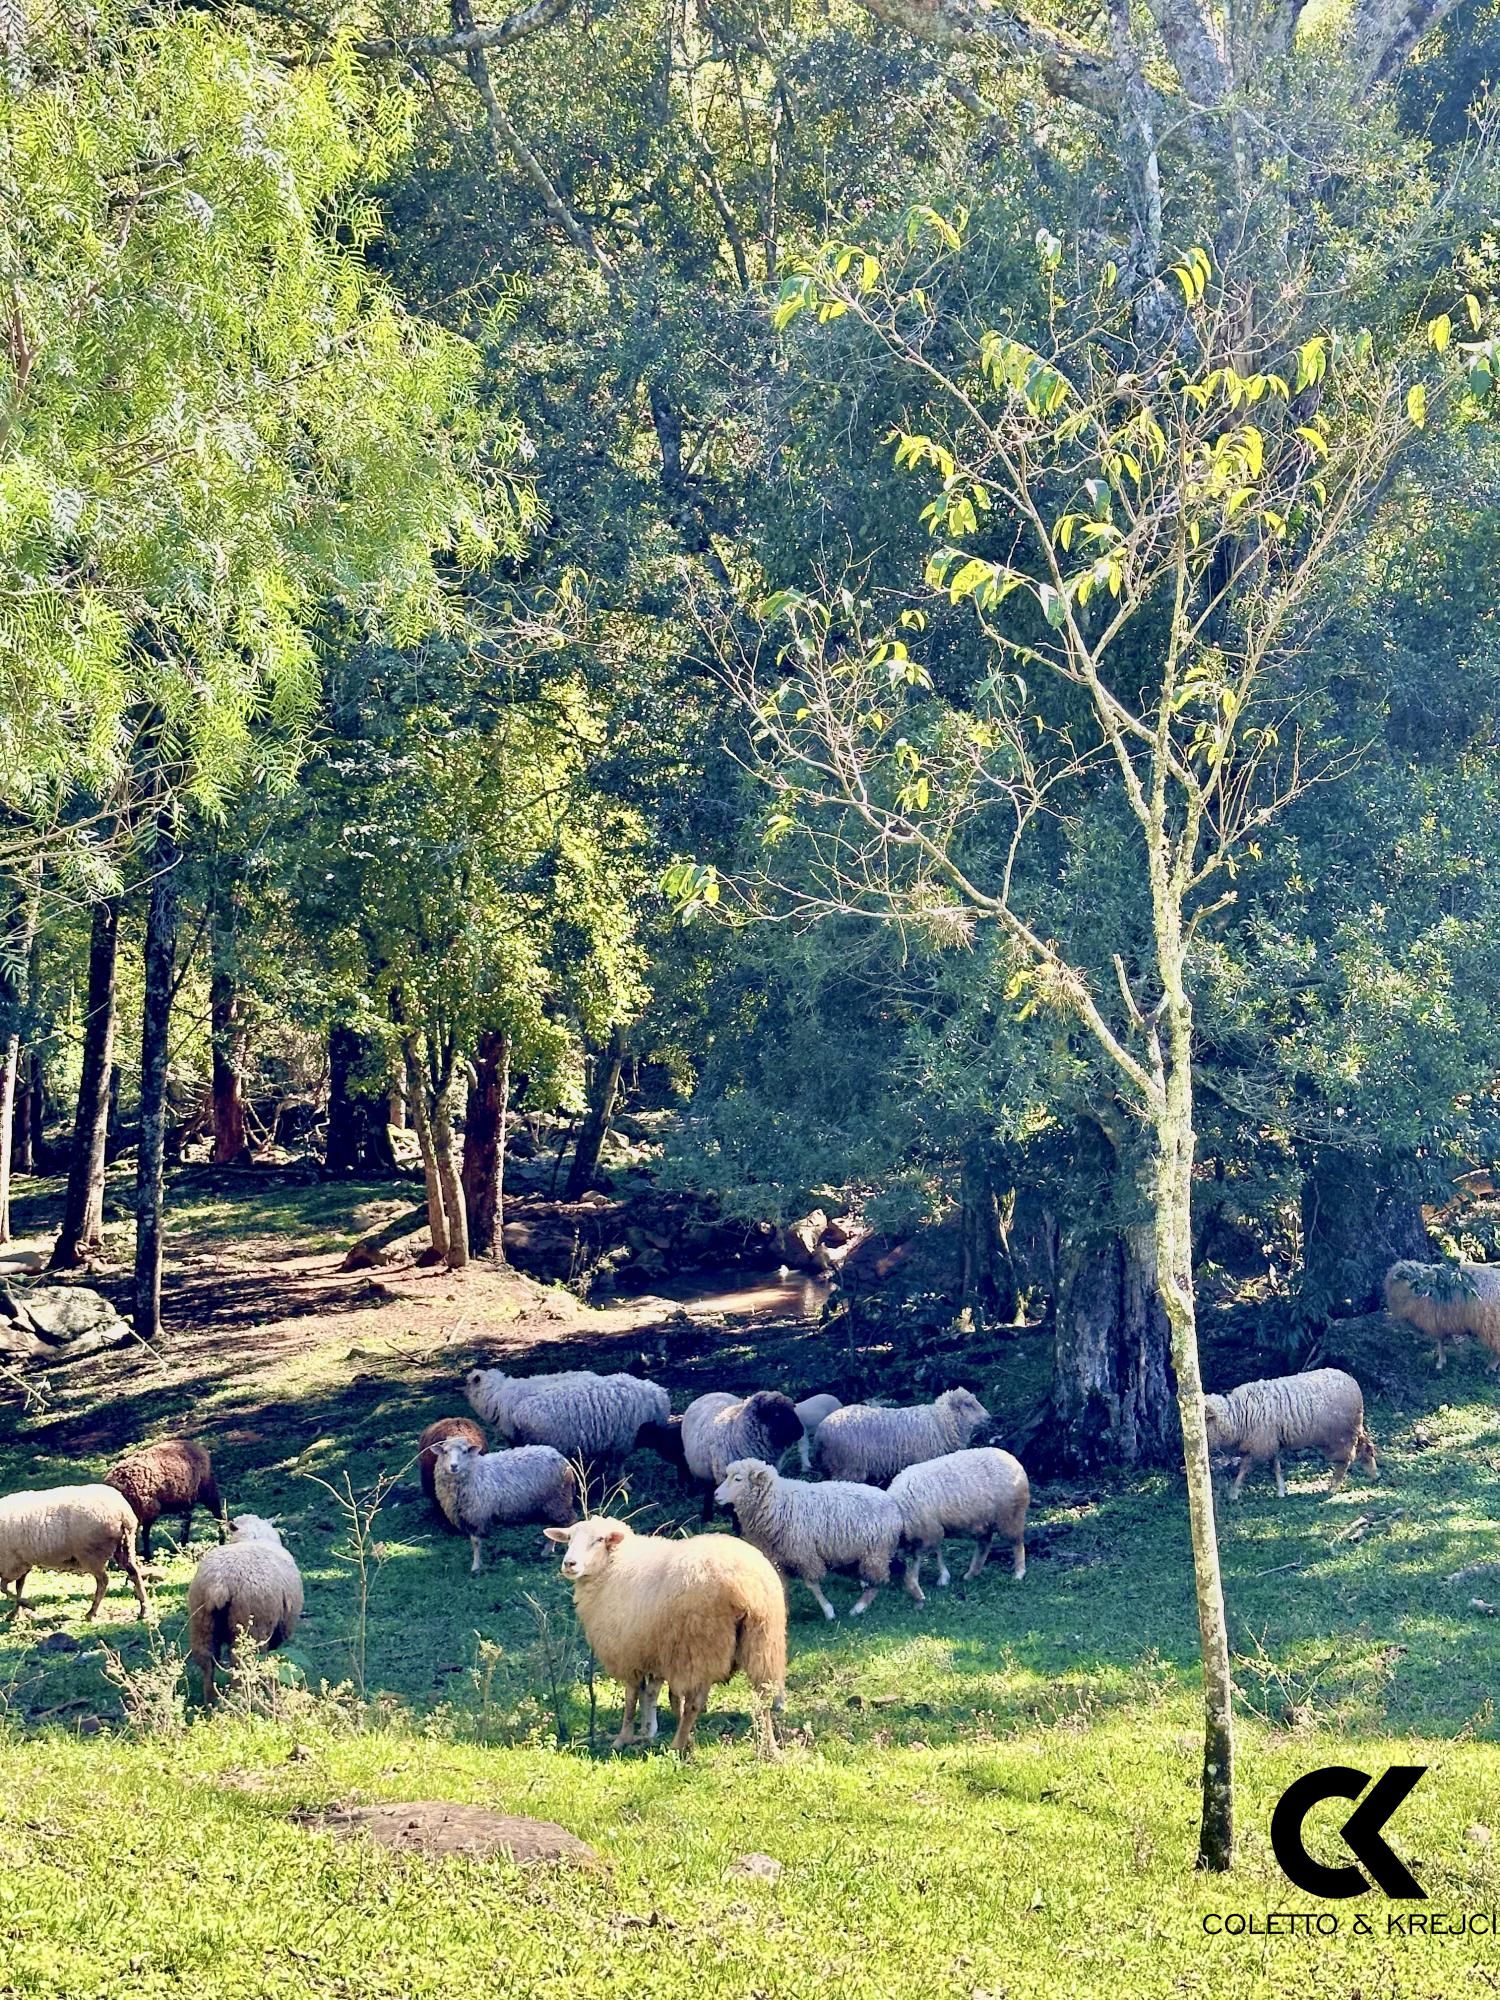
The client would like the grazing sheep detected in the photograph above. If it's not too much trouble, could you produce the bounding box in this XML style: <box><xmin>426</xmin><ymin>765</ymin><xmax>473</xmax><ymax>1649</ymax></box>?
<box><xmin>681</xmin><ymin>1391</ymin><xmax>805</xmax><ymax>1514</ymax></box>
<box><xmin>430</xmin><ymin>1439</ymin><xmax>578</xmax><ymax>1573</ymax></box>
<box><xmin>1384</xmin><ymin>1259</ymin><xmax>1500</xmax><ymax>1372</ymax></box>
<box><xmin>0</xmin><ymin>1484</ymin><xmax>148</xmax><ymax>1621</ymax></box>
<box><xmin>714</xmin><ymin>1458</ymin><xmax>919</xmax><ymax>1620</ymax></box>
<box><xmin>544</xmin><ymin>1515</ymin><xmax>785</xmax><ymax>1757</ymax></box>
<box><xmin>418</xmin><ymin>1417</ymin><xmax>488</xmax><ymax>1506</ymax></box>
<box><xmin>509</xmin><ymin>1373</ymin><xmax>671</xmax><ymax>1475</ymax></box>
<box><xmin>464</xmin><ymin>1368</ymin><xmax>602</xmax><ymax>1437</ymax></box>
<box><xmin>889</xmin><ymin>1448</ymin><xmax>1030</xmax><ymax>1597</ymax></box>
<box><xmin>1202</xmin><ymin>1369</ymin><xmax>1378</xmax><ymax>1499</ymax></box>
<box><xmin>793</xmin><ymin>1392</ymin><xmax>842</xmax><ymax>1473</ymax></box>
<box><xmin>814</xmin><ymin>1387</ymin><xmax>991</xmax><ymax>1485</ymax></box>
<box><xmin>103</xmin><ymin>1439</ymin><xmax>223</xmax><ymax>1559</ymax></box>
<box><xmin>186</xmin><ymin>1515</ymin><xmax>303</xmax><ymax>1702</ymax></box>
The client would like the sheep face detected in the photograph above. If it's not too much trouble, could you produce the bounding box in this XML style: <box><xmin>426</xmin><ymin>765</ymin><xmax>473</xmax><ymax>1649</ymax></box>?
<box><xmin>942</xmin><ymin>1388</ymin><xmax>990</xmax><ymax>1433</ymax></box>
<box><xmin>1201</xmin><ymin>1396</ymin><xmax>1234</xmax><ymax>1452</ymax></box>
<box><xmin>431</xmin><ymin>1437</ymin><xmax>479</xmax><ymax>1478</ymax></box>
<box><xmin>745</xmin><ymin>1393</ymin><xmax>804</xmax><ymax>1458</ymax></box>
<box><xmin>544</xmin><ymin>1516</ymin><xmax>630</xmax><ymax>1580</ymax></box>
<box><xmin>714</xmin><ymin>1459</ymin><xmax>774</xmax><ymax>1513</ymax></box>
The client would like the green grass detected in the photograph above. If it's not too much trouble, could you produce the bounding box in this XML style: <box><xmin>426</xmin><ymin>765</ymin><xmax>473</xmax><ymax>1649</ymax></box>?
<box><xmin>5</xmin><ymin>1178</ymin><xmax>1500</xmax><ymax>1995</ymax></box>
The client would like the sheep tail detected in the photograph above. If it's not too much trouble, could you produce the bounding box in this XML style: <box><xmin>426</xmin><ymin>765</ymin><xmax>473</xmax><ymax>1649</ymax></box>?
<box><xmin>735</xmin><ymin>1604</ymin><xmax>787</xmax><ymax>1705</ymax></box>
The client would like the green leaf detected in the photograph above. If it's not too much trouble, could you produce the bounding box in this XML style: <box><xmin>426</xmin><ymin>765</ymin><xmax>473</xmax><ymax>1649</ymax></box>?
<box><xmin>1407</xmin><ymin>382</ymin><xmax>1428</xmax><ymax>429</ymax></box>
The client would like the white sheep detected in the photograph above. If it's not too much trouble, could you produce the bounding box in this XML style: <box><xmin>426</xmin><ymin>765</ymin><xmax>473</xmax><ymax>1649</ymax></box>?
<box><xmin>464</xmin><ymin>1368</ymin><xmax>602</xmax><ymax>1437</ymax></box>
<box><xmin>793</xmin><ymin>1392</ymin><xmax>841</xmax><ymax>1473</ymax></box>
<box><xmin>0</xmin><ymin>1483</ymin><xmax>148</xmax><ymax>1621</ymax></box>
<box><xmin>813</xmin><ymin>1387</ymin><xmax>991</xmax><ymax>1485</ymax></box>
<box><xmin>186</xmin><ymin>1515</ymin><xmax>304</xmax><ymax>1700</ymax></box>
<box><xmin>1201</xmin><ymin>1369</ymin><xmax>1378</xmax><ymax>1499</ymax></box>
<box><xmin>888</xmin><ymin>1447</ymin><xmax>1030</xmax><ymax>1596</ymax></box>
<box><xmin>681</xmin><ymin>1390</ymin><xmax>805</xmax><ymax>1508</ymax></box>
<box><xmin>430</xmin><ymin>1438</ymin><xmax>578</xmax><ymax>1573</ymax></box>
<box><xmin>508</xmin><ymin>1372</ymin><xmax>670</xmax><ymax>1472</ymax></box>
<box><xmin>714</xmin><ymin>1458</ymin><xmax>920</xmax><ymax>1620</ymax></box>
<box><xmin>1384</xmin><ymin>1260</ymin><xmax>1500</xmax><ymax>1372</ymax></box>
<box><xmin>544</xmin><ymin>1515</ymin><xmax>786</xmax><ymax>1756</ymax></box>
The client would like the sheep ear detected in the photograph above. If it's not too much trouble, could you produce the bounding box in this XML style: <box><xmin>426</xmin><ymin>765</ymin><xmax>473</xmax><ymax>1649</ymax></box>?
<box><xmin>601</xmin><ymin>1523</ymin><xmax>628</xmax><ymax>1548</ymax></box>
<box><xmin>542</xmin><ymin>1527</ymin><xmax>572</xmax><ymax>1543</ymax></box>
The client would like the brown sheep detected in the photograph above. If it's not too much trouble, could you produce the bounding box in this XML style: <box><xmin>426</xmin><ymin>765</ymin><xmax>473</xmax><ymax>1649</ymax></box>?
<box><xmin>104</xmin><ymin>1440</ymin><xmax>223</xmax><ymax>1559</ymax></box>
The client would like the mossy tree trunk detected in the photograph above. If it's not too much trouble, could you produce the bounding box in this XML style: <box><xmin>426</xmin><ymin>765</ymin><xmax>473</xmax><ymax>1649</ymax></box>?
<box><xmin>50</xmin><ymin>895</ymin><xmax>120</xmax><ymax>1270</ymax></box>
<box><xmin>0</xmin><ymin>856</ymin><xmax>41</xmax><ymax>1244</ymax></box>
<box><xmin>134</xmin><ymin>818</ymin><xmax>180</xmax><ymax>1342</ymax></box>
<box><xmin>462</xmin><ymin>1027</ymin><xmax>510</xmax><ymax>1261</ymax></box>
<box><xmin>564</xmin><ymin>1022</ymin><xmax>626</xmax><ymax>1200</ymax></box>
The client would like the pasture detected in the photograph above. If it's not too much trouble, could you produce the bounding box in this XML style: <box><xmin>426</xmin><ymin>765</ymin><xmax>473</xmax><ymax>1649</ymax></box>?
<box><xmin>2</xmin><ymin>1172</ymin><xmax>1500</xmax><ymax>1999</ymax></box>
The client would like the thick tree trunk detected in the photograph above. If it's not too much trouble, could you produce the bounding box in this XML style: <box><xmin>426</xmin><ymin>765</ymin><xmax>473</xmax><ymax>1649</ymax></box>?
<box><xmin>0</xmin><ymin>857</ymin><xmax>41</xmax><ymax>1244</ymax></box>
<box><xmin>564</xmin><ymin>1022</ymin><xmax>626</xmax><ymax>1200</ymax></box>
<box><xmin>1044</xmin><ymin>1221</ymin><xmax>1178</xmax><ymax>1472</ymax></box>
<box><xmin>134</xmin><ymin>824</ymin><xmax>180</xmax><ymax>1342</ymax></box>
<box><xmin>50</xmin><ymin>897</ymin><xmax>120</xmax><ymax>1270</ymax></box>
<box><xmin>209</xmin><ymin>890</ymin><xmax>248</xmax><ymax>1165</ymax></box>
<box><xmin>325</xmin><ymin>1025</ymin><xmax>397</xmax><ymax>1176</ymax></box>
<box><xmin>388</xmin><ymin>1081</ymin><xmax>406</xmax><ymax>1130</ymax></box>
<box><xmin>462</xmin><ymin>1028</ymin><xmax>510</xmax><ymax>1261</ymax></box>
<box><xmin>1300</xmin><ymin>1150</ymin><xmax>1431</xmax><ymax>1317</ymax></box>
<box><xmin>959</xmin><ymin>1136</ymin><xmax>1018</xmax><ymax>1321</ymax></box>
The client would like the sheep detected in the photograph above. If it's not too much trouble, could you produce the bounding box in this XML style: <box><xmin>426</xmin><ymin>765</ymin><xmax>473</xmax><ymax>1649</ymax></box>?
<box><xmin>429</xmin><ymin>1439</ymin><xmax>578</xmax><ymax>1573</ymax></box>
<box><xmin>714</xmin><ymin>1458</ymin><xmax>919</xmax><ymax>1620</ymax></box>
<box><xmin>813</xmin><ymin>1387</ymin><xmax>991</xmax><ymax>1485</ymax></box>
<box><xmin>1384</xmin><ymin>1259</ymin><xmax>1500</xmax><ymax>1372</ymax></box>
<box><xmin>418</xmin><ymin>1417</ymin><xmax>488</xmax><ymax>1506</ymax></box>
<box><xmin>103</xmin><ymin>1439</ymin><xmax>223</xmax><ymax>1559</ymax></box>
<box><xmin>508</xmin><ymin>1372</ymin><xmax>670</xmax><ymax>1478</ymax></box>
<box><xmin>186</xmin><ymin>1515</ymin><xmax>304</xmax><ymax>1702</ymax></box>
<box><xmin>680</xmin><ymin>1391</ymin><xmax>805</xmax><ymax>1516</ymax></box>
<box><xmin>463</xmin><ymin>1367</ymin><xmax>603</xmax><ymax>1437</ymax></box>
<box><xmin>636</xmin><ymin>1415</ymin><xmax>690</xmax><ymax>1484</ymax></box>
<box><xmin>544</xmin><ymin>1514</ymin><xmax>785</xmax><ymax>1757</ymax></box>
<box><xmin>793</xmin><ymin>1392</ymin><xmax>842</xmax><ymax>1473</ymax></box>
<box><xmin>888</xmin><ymin>1448</ymin><xmax>1030</xmax><ymax>1597</ymax></box>
<box><xmin>0</xmin><ymin>1483</ymin><xmax>148</xmax><ymax>1621</ymax></box>
<box><xmin>1201</xmin><ymin>1368</ymin><xmax>1378</xmax><ymax>1499</ymax></box>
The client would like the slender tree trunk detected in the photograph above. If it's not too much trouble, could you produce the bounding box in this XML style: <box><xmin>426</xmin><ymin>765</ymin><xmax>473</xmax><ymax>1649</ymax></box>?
<box><xmin>325</xmin><ymin>1025</ymin><xmax>397</xmax><ymax>1175</ymax></box>
<box><xmin>13</xmin><ymin>1047</ymin><xmax>33</xmax><ymax>1175</ymax></box>
<box><xmin>564</xmin><ymin>1022</ymin><xmax>626</xmax><ymax>1200</ymax></box>
<box><xmin>388</xmin><ymin>1080</ymin><xmax>406</xmax><ymax>1130</ymax></box>
<box><xmin>0</xmin><ymin>857</ymin><xmax>42</xmax><ymax>1244</ymax></box>
<box><xmin>463</xmin><ymin>1028</ymin><xmax>510</xmax><ymax>1261</ymax></box>
<box><xmin>50</xmin><ymin>897</ymin><xmax>120</xmax><ymax>1270</ymax></box>
<box><xmin>135</xmin><ymin>821</ymin><xmax>180</xmax><ymax>1342</ymax></box>
<box><xmin>209</xmin><ymin>887</ymin><xmax>248</xmax><ymax>1165</ymax></box>
<box><xmin>403</xmin><ymin>1037</ymin><xmax>450</xmax><ymax>1261</ymax></box>
<box><xmin>432</xmin><ymin>1065</ymin><xmax>469</xmax><ymax>1271</ymax></box>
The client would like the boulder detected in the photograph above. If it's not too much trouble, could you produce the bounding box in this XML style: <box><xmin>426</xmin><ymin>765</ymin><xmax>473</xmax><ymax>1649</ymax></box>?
<box><xmin>0</xmin><ymin>1284</ymin><xmax>133</xmax><ymax>1364</ymax></box>
<box><xmin>778</xmin><ymin>1210</ymin><xmax>834</xmax><ymax>1274</ymax></box>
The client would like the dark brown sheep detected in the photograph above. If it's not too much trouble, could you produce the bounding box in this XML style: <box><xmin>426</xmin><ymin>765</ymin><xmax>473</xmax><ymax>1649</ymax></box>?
<box><xmin>103</xmin><ymin>1440</ymin><xmax>222</xmax><ymax>1559</ymax></box>
<box><xmin>418</xmin><ymin>1417</ymin><xmax>487</xmax><ymax>1506</ymax></box>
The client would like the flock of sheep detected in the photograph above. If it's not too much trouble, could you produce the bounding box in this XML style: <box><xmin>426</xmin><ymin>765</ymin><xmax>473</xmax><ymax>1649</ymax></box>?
<box><xmin>0</xmin><ymin>1248</ymin><xmax>1485</xmax><ymax>1750</ymax></box>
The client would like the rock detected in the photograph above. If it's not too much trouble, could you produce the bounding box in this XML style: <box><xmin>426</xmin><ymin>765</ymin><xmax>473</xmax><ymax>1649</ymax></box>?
<box><xmin>1</xmin><ymin>1285</ymin><xmax>133</xmax><ymax>1364</ymax></box>
<box><xmin>778</xmin><ymin>1211</ymin><xmax>833</xmax><ymax>1274</ymax></box>
<box><xmin>37</xmin><ymin>1630</ymin><xmax>81</xmax><ymax>1654</ymax></box>
<box><xmin>322</xmin><ymin>1802</ymin><xmax>600</xmax><ymax>1868</ymax></box>
<box><xmin>820</xmin><ymin>1217</ymin><xmax>854</xmax><ymax>1248</ymax></box>
<box><xmin>339</xmin><ymin>1241</ymin><xmax>390</xmax><ymax>1273</ymax></box>
<box><xmin>728</xmin><ymin>1852</ymin><xmax>782</xmax><ymax>1882</ymax></box>
<box><xmin>413</xmin><ymin>1246</ymin><xmax>446</xmax><ymax>1269</ymax></box>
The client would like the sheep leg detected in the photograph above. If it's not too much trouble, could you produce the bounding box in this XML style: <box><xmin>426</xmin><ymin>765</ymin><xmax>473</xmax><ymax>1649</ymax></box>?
<box><xmin>9</xmin><ymin>1571</ymin><xmax>28</xmax><ymax>1613</ymax></box>
<box><xmin>1328</xmin><ymin>1455</ymin><xmax>1352</xmax><ymax>1494</ymax></box>
<box><xmin>613</xmin><ymin>1680</ymin><xmax>641</xmax><ymax>1749</ymax></box>
<box><xmin>901</xmin><ymin>1558</ymin><xmax>925</xmax><ymax>1608</ymax></box>
<box><xmin>798</xmin><ymin>1436</ymin><xmax>812</xmax><ymax>1474</ymax></box>
<box><xmin>804</xmin><ymin>1577</ymin><xmax>838</xmax><ymax>1621</ymax></box>
<box><xmin>963</xmin><ymin>1534</ymin><xmax>995</xmax><ymax>1583</ymax></box>
<box><xmin>1010</xmin><ymin>1535</ymin><xmax>1026</xmax><ymax>1581</ymax></box>
<box><xmin>1229</xmin><ymin>1455</ymin><xmax>1251</xmax><ymax>1500</ymax></box>
<box><xmin>86</xmin><ymin>1568</ymin><xmax>109</xmax><ymax>1621</ymax></box>
<box><xmin>1435</xmin><ymin>1338</ymin><xmax>1447</xmax><ymax>1372</ymax></box>
<box><xmin>138</xmin><ymin>1521</ymin><xmax>153</xmax><ymax>1562</ymax></box>
<box><xmin>469</xmin><ymin>1535</ymin><xmax>484</xmax><ymax>1575</ymax></box>
<box><xmin>639</xmin><ymin>1680</ymin><xmax>663</xmax><ymax>1742</ymax></box>
<box><xmin>671</xmin><ymin>1685</ymin><xmax>706</xmax><ymax>1758</ymax></box>
<box><xmin>118</xmin><ymin>1542</ymin><xmax>148</xmax><ymax>1621</ymax></box>
<box><xmin>849</xmin><ymin>1584</ymin><xmax>880</xmax><ymax>1616</ymax></box>
<box><xmin>1273</xmin><ymin>1456</ymin><xmax>1286</xmax><ymax>1500</ymax></box>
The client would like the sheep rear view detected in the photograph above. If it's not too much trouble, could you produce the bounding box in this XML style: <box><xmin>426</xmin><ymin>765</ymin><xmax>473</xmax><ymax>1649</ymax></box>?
<box><xmin>1202</xmin><ymin>1369</ymin><xmax>1377</xmax><ymax>1499</ymax></box>
<box><xmin>889</xmin><ymin>1448</ymin><xmax>1030</xmax><ymax>1594</ymax></box>
<box><xmin>814</xmin><ymin>1387</ymin><xmax>990</xmax><ymax>1484</ymax></box>
<box><xmin>186</xmin><ymin>1516</ymin><xmax>304</xmax><ymax>1702</ymax></box>
<box><xmin>509</xmin><ymin>1373</ymin><xmax>671</xmax><ymax>1482</ymax></box>
<box><xmin>103</xmin><ymin>1439</ymin><xmax>223</xmax><ymax>1559</ymax></box>
<box><xmin>463</xmin><ymin>1368</ymin><xmax>602</xmax><ymax>1436</ymax></box>
<box><xmin>1384</xmin><ymin>1260</ymin><xmax>1500</xmax><ymax>1372</ymax></box>
<box><xmin>0</xmin><ymin>1484</ymin><xmax>147</xmax><ymax>1621</ymax></box>
<box><xmin>546</xmin><ymin>1516</ymin><xmax>786</xmax><ymax>1757</ymax></box>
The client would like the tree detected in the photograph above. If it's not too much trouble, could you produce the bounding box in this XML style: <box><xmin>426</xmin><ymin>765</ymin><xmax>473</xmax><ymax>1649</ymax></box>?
<box><xmin>682</xmin><ymin>219</ymin><xmax>1490</xmax><ymax>1869</ymax></box>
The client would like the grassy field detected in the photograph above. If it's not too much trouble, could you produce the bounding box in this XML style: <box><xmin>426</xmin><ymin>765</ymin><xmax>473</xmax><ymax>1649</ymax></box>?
<box><xmin>3</xmin><ymin>1172</ymin><xmax>1500</xmax><ymax>1998</ymax></box>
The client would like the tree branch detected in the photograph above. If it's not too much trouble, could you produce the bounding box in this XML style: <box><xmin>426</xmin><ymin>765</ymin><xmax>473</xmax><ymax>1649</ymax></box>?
<box><xmin>355</xmin><ymin>0</ymin><xmax>573</xmax><ymax>59</ymax></box>
<box><xmin>844</xmin><ymin>0</ymin><xmax>1126</xmax><ymax>116</ymax></box>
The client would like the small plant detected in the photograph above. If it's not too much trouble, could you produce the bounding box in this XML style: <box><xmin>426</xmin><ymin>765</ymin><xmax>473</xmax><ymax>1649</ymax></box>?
<box><xmin>299</xmin><ymin>1460</ymin><xmax>408</xmax><ymax>1698</ymax></box>
<box><xmin>520</xmin><ymin>1589</ymin><xmax>592</xmax><ymax>1747</ymax></box>
<box><xmin>98</xmin><ymin>1625</ymin><xmax>188</xmax><ymax>1738</ymax></box>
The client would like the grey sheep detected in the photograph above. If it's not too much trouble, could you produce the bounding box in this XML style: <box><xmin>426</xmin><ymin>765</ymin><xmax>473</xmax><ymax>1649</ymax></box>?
<box><xmin>186</xmin><ymin>1515</ymin><xmax>303</xmax><ymax>1701</ymax></box>
<box><xmin>430</xmin><ymin>1438</ymin><xmax>579</xmax><ymax>1573</ymax></box>
<box><xmin>464</xmin><ymin>1367</ymin><xmax>602</xmax><ymax>1437</ymax></box>
<box><xmin>0</xmin><ymin>1483</ymin><xmax>148</xmax><ymax>1621</ymax></box>
<box><xmin>508</xmin><ymin>1372</ymin><xmax>670</xmax><ymax>1474</ymax></box>
<box><xmin>103</xmin><ymin>1439</ymin><xmax>223</xmax><ymax>1559</ymax></box>
<box><xmin>1384</xmin><ymin>1259</ymin><xmax>1500</xmax><ymax>1372</ymax></box>
<box><xmin>793</xmin><ymin>1393</ymin><xmax>842</xmax><ymax>1473</ymax></box>
<box><xmin>1202</xmin><ymin>1368</ymin><xmax>1378</xmax><ymax>1499</ymax></box>
<box><xmin>681</xmin><ymin>1391</ymin><xmax>804</xmax><ymax>1515</ymax></box>
<box><xmin>714</xmin><ymin>1457</ymin><xmax>920</xmax><ymax>1620</ymax></box>
<box><xmin>889</xmin><ymin>1447</ymin><xmax>1030</xmax><ymax>1596</ymax></box>
<box><xmin>814</xmin><ymin>1387</ymin><xmax>990</xmax><ymax>1485</ymax></box>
